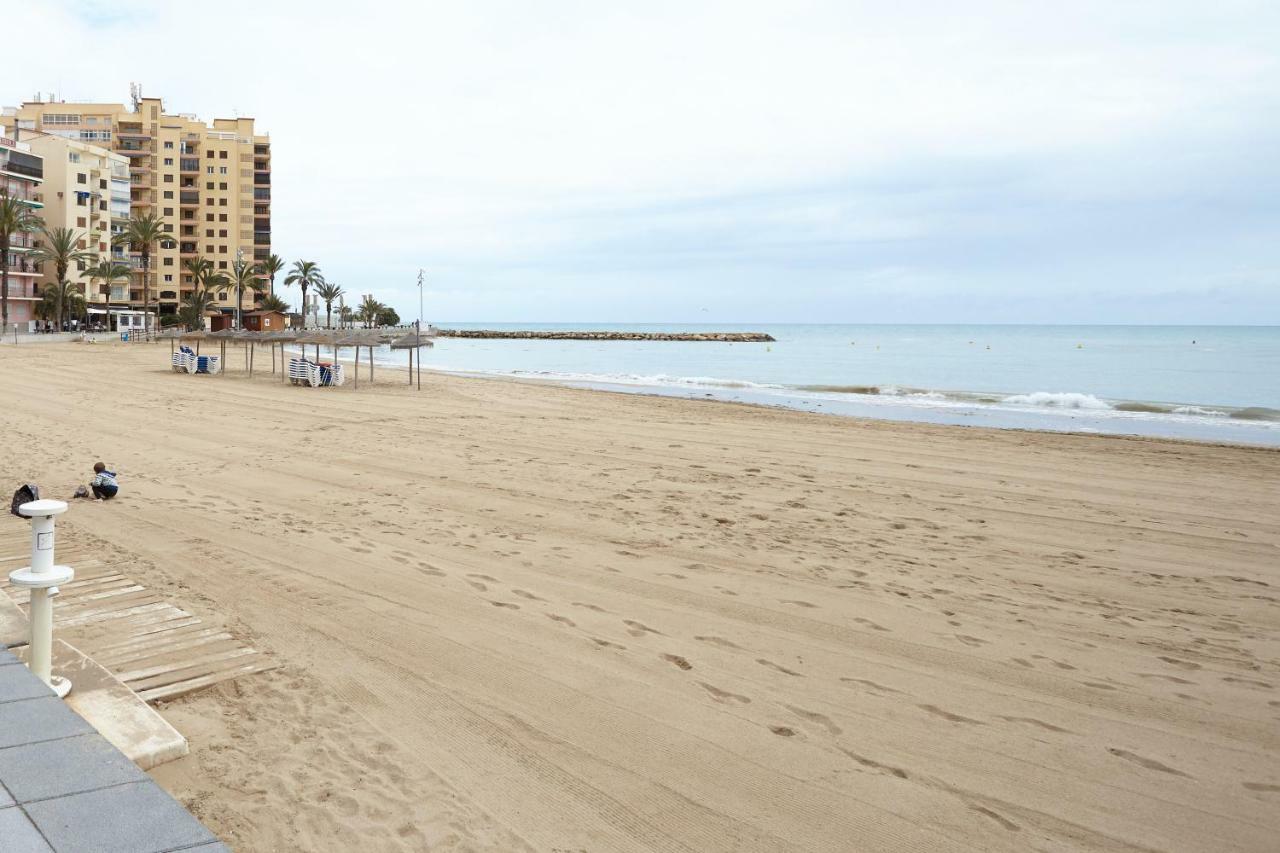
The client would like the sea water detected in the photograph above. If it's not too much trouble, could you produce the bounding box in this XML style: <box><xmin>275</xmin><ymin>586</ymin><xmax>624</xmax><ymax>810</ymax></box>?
<box><xmin>372</xmin><ymin>324</ymin><xmax>1280</xmax><ymax>445</ymax></box>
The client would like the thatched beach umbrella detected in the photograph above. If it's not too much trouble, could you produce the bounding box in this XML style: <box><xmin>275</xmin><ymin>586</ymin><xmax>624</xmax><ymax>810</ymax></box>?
<box><xmin>177</xmin><ymin>329</ymin><xmax>208</xmax><ymax>357</ymax></box>
<box><xmin>206</xmin><ymin>328</ymin><xmax>243</xmax><ymax>376</ymax></box>
<box><xmin>236</xmin><ymin>330</ymin><xmax>265</xmax><ymax>376</ymax></box>
<box><xmin>390</xmin><ymin>330</ymin><xmax>434</xmax><ymax>390</ymax></box>
<box><xmin>334</xmin><ymin>329</ymin><xmax>384</xmax><ymax>388</ymax></box>
<box><xmin>262</xmin><ymin>329</ymin><xmax>299</xmax><ymax>380</ymax></box>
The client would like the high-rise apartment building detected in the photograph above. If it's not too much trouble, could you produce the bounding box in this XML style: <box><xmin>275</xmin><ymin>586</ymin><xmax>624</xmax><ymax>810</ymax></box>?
<box><xmin>3</xmin><ymin>94</ymin><xmax>271</xmax><ymax>326</ymax></box>
<box><xmin>0</xmin><ymin>133</ymin><xmax>44</xmax><ymax>330</ymax></box>
<box><xmin>21</xmin><ymin>133</ymin><xmax>137</xmax><ymax>329</ymax></box>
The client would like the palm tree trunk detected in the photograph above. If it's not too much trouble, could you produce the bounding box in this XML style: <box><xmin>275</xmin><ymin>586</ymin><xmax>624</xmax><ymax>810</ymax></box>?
<box><xmin>301</xmin><ymin>285</ymin><xmax>309</xmax><ymax>328</ymax></box>
<box><xmin>55</xmin><ymin>280</ymin><xmax>64</xmax><ymax>334</ymax></box>
<box><xmin>1</xmin><ymin>235</ymin><xmax>10</xmax><ymax>335</ymax></box>
<box><xmin>326</xmin><ymin>304</ymin><xmax>332</xmax><ymax>329</ymax></box>
<box><xmin>142</xmin><ymin>249</ymin><xmax>151</xmax><ymax>338</ymax></box>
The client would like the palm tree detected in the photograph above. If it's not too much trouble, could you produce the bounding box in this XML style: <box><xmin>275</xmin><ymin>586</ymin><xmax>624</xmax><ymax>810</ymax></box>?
<box><xmin>314</xmin><ymin>281</ymin><xmax>344</xmax><ymax>329</ymax></box>
<box><xmin>113</xmin><ymin>212</ymin><xmax>171</xmax><ymax>336</ymax></box>
<box><xmin>0</xmin><ymin>191</ymin><xmax>40</xmax><ymax>334</ymax></box>
<box><xmin>259</xmin><ymin>293</ymin><xmax>289</xmax><ymax>314</ymax></box>
<box><xmin>338</xmin><ymin>305</ymin><xmax>354</xmax><ymax>329</ymax></box>
<box><xmin>358</xmin><ymin>294</ymin><xmax>383</xmax><ymax>328</ymax></box>
<box><xmin>28</xmin><ymin>225</ymin><xmax>96</xmax><ymax>332</ymax></box>
<box><xmin>228</xmin><ymin>256</ymin><xmax>262</xmax><ymax>329</ymax></box>
<box><xmin>178</xmin><ymin>267</ymin><xmax>232</xmax><ymax>330</ymax></box>
<box><xmin>86</xmin><ymin>260</ymin><xmax>132</xmax><ymax>331</ymax></box>
<box><xmin>256</xmin><ymin>253</ymin><xmax>284</xmax><ymax>302</ymax></box>
<box><xmin>283</xmin><ymin>260</ymin><xmax>323</xmax><ymax>327</ymax></box>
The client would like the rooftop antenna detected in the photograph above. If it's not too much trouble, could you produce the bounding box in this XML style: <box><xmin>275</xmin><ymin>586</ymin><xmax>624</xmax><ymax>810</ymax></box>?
<box><xmin>130</xmin><ymin>83</ymin><xmax>142</xmax><ymax>113</ymax></box>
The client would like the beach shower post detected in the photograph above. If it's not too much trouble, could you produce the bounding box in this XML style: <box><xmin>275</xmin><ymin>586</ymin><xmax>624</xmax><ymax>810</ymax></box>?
<box><xmin>9</xmin><ymin>499</ymin><xmax>75</xmax><ymax>698</ymax></box>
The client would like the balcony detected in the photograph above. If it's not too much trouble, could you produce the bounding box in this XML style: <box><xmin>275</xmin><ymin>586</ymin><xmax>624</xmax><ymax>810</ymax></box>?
<box><xmin>179</xmin><ymin>191</ymin><xmax>200</xmax><ymax>205</ymax></box>
<box><xmin>253</xmin><ymin>174</ymin><xmax>270</xmax><ymax>185</ymax></box>
<box><xmin>179</xmin><ymin>159</ymin><xmax>199</xmax><ymax>172</ymax></box>
<box><xmin>253</xmin><ymin>188</ymin><xmax>270</xmax><ymax>201</ymax></box>
<box><xmin>115</xmin><ymin>127</ymin><xmax>148</xmax><ymax>138</ymax></box>
<box><xmin>179</xmin><ymin>242</ymin><xmax>198</xmax><ymax>255</ymax></box>
<box><xmin>117</xmin><ymin>147</ymin><xmax>150</xmax><ymax>157</ymax></box>
<box><xmin>253</xmin><ymin>233</ymin><xmax>271</xmax><ymax>246</ymax></box>
<box><xmin>254</xmin><ymin>206</ymin><xmax>269</xmax><ymax>216</ymax></box>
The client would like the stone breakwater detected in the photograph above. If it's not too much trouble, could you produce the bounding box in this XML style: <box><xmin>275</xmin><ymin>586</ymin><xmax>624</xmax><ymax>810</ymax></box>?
<box><xmin>437</xmin><ymin>330</ymin><xmax>776</xmax><ymax>342</ymax></box>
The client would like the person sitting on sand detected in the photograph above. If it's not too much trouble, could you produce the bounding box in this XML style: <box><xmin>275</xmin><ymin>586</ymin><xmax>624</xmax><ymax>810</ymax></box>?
<box><xmin>90</xmin><ymin>462</ymin><xmax>118</xmax><ymax>501</ymax></box>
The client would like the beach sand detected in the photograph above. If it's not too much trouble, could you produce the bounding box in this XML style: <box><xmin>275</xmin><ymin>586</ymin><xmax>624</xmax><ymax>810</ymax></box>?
<box><xmin>0</xmin><ymin>340</ymin><xmax>1276</xmax><ymax>851</ymax></box>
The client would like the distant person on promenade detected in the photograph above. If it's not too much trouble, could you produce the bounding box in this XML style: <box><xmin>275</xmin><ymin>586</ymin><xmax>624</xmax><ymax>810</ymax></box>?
<box><xmin>90</xmin><ymin>462</ymin><xmax>118</xmax><ymax>501</ymax></box>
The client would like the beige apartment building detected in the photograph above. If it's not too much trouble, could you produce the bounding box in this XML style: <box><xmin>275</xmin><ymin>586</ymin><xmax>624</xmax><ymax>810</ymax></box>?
<box><xmin>20</xmin><ymin>133</ymin><xmax>139</xmax><ymax>328</ymax></box>
<box><xmin>3</xmin><ymin>94</ymin><xmax>271</xmax><ymax>327</ymax></box>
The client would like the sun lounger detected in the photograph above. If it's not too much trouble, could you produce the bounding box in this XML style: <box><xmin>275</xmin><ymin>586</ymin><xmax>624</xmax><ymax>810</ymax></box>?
<box><xmin>289</xmin><ymin>358</ymin><xmax>344</xmax><ymax>387</ymax></box>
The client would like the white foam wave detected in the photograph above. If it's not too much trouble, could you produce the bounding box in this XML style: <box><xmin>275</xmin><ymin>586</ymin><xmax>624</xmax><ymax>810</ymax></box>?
<box><xmin>1001</xmin><ymin>392</ymin><xmax>1112</xmax><ymax>410</ymax></box>
<box><xmin>1172</xmin><ymin>405</ymin><xmax>1228</xmax><ymax>417</ymax></box>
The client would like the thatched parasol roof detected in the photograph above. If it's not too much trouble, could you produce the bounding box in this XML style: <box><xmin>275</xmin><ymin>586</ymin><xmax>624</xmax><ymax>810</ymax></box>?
<box><xmin>389</xmin><ymin>332</ymin><xmax>434</xmax><ymax>350</ymax></box>
<box><xmin>177</xmin><ymin>330</ymin><xmax>208</xmax><ymax>341</ymax></box>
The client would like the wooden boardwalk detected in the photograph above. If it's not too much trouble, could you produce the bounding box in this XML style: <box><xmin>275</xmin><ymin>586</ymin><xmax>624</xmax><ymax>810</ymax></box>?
<box><xmin>0</xmin><ymin>521</ymin><xmax>273</xmax><ymax>703</ymax></box>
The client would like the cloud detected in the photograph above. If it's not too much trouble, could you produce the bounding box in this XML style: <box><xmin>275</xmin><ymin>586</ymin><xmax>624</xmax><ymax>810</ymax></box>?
<box><xmin>9</xmin><ymin>0</ymin><xmax>1280</xmax><ymax>322</ymax></box>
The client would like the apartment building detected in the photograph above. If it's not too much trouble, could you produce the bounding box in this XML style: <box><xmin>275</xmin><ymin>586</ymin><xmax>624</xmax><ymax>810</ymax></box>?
<box><xmin>0</xmin><ymin>134</ymin><xmax>43</xmax><ymax>330</ymax></box>
<box><xmin>21</xmin><ymin>133</ymin><xmax>137</xmax><ymax>328</ymax></box>
<box><xmin>3</xmin><ymin>95</ymin><xmax>271</xmax><ymax>326</ymax></box>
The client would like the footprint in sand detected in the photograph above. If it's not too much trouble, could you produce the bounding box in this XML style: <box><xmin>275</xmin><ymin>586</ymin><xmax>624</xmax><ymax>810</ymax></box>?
<box><xmin>1107</xmin><ymin>747</ymin><xmax>1191</xmax><ymax>777</ymax></box>
<box><xmin>512</xmin><ymin>589</ymin><xmax>544</xmax><ymax>601</ymax></box>
<box><xmin>466</xmin><ymin>581</ymin><xmax>488</xmax><ymax>592</ymax></box>
<box><xmin>757</xmin><ymin>659</ymin><xmax>803</xmax><ymax>677</ymax></box>
<box><xmin>572</xmin><ymin>602</ymin><xmax>608</xmax><ymax>612</ymax></box>
<box><xmin>853</xmin><ymin>618</ymin><xmax>890</xmax><ymax>632</ymax></box>
<box><xmin>1243</xmin><ymin>783</ymin><xmax>1280</xmax><ymax>793</ymax></box>
<box><xmin>593</xmin><ymin>638</ymin><xmax>625</xmax><ymax>650</ymax></box>
<box><xmin>490</xmin><ymin>601</ymin><xmax>519</xmax><ymax>609</ymax></box>
<box><xmin>919</xmin><ymin>704</ymin><xmax>983</xmax><ymax>724</ymax></box>
<box><xmin>547</xmin><ymin>614</ymin><xmax>576</xmax><ymax>627</ymax></box>
<box><xmin>970</xmin><ymin>805</ymin><xmax>1020</xmax><ymax>832</ymax></box>
<box><xmin>840</xmin><ymin>749</ymin><xmax>908</xmax><ymax>779</ymax></box>
<box><xmin>661</xmin><ymin>653</ymin><xmax>692</xmax><ymax>670</ymax></box>
<box><xmin>779</xmin><ymin>599</ymin><xmax>817</xmax><ymax>608</ymax></box>
<box><xmin>769</xmin><ymin>726</ymin><xmax>797</xmax><ymax>737</ymax></box>
<box><xmin>997</xmin><ymin>715</ymin><xmax>1072</xmax><ymax>733</ymax></box>
<box><xmin>623</xmin><ymin>620</ymin><xmax>662</xmax><ymax>637</ymax></box>
<box><xmin>698</xmin><ymin>682</ymin><xmax>750</xmax><ymax>704</ymax></box>
<box><xmin>840</xmin><ymin>677</ymin><xmax>900</xmax><ymax>695</ymax></box>
<box><xmin>695</xmin><ymin>635</ymin><xmax>742</xmax><ymax>650</ymax></box>
<box><xmin>786</xmin><ymin>705</ymin><xmax>841</xmax><ymax>735</ymax></box>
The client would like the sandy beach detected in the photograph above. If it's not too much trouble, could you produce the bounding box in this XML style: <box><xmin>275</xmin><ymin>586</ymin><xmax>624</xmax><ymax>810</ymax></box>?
<box><xmin>0</xmin><ymin>340</ymin><xmax>1277</xmax><ymax>852</ymax></box>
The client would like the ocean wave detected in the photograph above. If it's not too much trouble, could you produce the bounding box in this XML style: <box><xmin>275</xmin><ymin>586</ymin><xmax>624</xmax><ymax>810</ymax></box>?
<box><xmin>1229</xmin><ymin>407</ymin><xmax>1280</xmax><ymax>422</ymax></box>
<box><xmin>1001</xmin><ymin>392</ymin><xmax>1112</xmax><ymax>410</ymax></box>
<box><xmin>1171</xmin><ymin>405</ymin><xmax>1228</xmax><ymax>417</ymax></box>
<box><xmin>511</xmin><ymin>370</ymin><xmax>773</xmax><ymax>391</ymax></box>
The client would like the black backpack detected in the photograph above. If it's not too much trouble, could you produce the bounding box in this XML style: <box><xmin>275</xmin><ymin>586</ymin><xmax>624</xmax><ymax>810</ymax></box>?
<box><xmin>10</xmin><ymin>484</ymin><xmax>39</xmax><ymax>517</ymax></box>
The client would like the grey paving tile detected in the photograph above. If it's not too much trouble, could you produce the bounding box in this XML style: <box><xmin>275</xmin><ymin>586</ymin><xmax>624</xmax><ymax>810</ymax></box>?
<box><xmin>25</xmin><ymin>781</ymin><xmax>216</xmax><ymax>853</ymax></box>
<box><xmin>0</xmin><ymin>662</ymin><xmax>54</xmax><ymax>704</ymax></box>
<box><xmin>0</xmin><ymin>696</ymin><xmax>93</xmax><ymax>750</ymax></box>
<box><xmin>0</xmin><ymin>779</ymin><xmax>13</xmax><ymax>808</ymax></box>
<box><xmin>178</xmin><ymin>844</ymin><xmax>232</xmax><ymax>852</ymax></box>
<box><xmin>0</xmin><ymin>648</ymin><xmax>20</xmax><ymax>665</ymax></box>
<box><xmin>0</xmin><ymin>805</ymin><xmax>53</xmax><ymax>852</ymax></box>
<box><xmin>0</xmin><ymin>733</ymin><xmax>147</xmax><ymax>803</ymax></box>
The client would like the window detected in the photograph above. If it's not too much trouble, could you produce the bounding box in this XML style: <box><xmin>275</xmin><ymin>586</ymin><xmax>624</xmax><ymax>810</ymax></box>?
<box><xmin>219</xmin><ymin>245</ymin><xmax>227</xmax><ymax>254</ymax></box>
<box><xmin>206</xmin><ymin>199</ymin><xmax>214</xmax><ymax>206</ymax></box>
<box><xmin>76</xmin><ymin>217</ymin><xmax>87</xmax><ymax>227</ymax></box>
<box><xmin>77</xmin><ymin>240</ymin><xmax>87</xmax><ymax>249</ymax></box>
<box><xmin>76</xmin><ymin>173</ymin><xmax>87</xmax><ymax>184</ymax></box>
<box><xmin>86</xmin><ymin>117</ymin><xmax>98</xmax><ymax>125</ymax></box>
<box><xmin>68</xmin><ymin>152</ymin><xmax>81</xmax><ymax>163</ymax></box>
<box><xmin>206</xmin><ymin>150</ymin><xmax>215</xmax><ymax>159</ymax></box>
<box><xmin>206</xmin><ymin>182</ymin><xmax>214</xmax><ymax>190</ymax></box>
<box><xmin>163</xmin><ymin>157</ymin><xmax>173</xmax><ymax>166</ymax></box>
<box><xmin>163</xmin><ymin>257</ymin><xmax>173</xmax><ymax>266</ymax></box>
<box><xmin>80</xmin><ymin>130</ymin><xmax>110</xmax><ymax>141</ymax></box>
<box><xmin>163</xmin><ymin>174</ymin><xmax>173</xmax><ymax>183</ymax></box>
<box><xmin>162</xmin><ymin>223</ymin><xmax>173</xmax><ymax>232</ymax></box>
<box><xmin>219</xmin><ymin>182</ymin><xmax>227</xmax><ymax>190</ymax></box>
<box><xmin>219</xmin><ymin>167</ymin><xmax>227</xmax><ymax>175</ymax></box>
<box><xmin>218</xmin><ymin>292</ymin><xmax>227</xmax><ymax>301</ymax></box>
<box><xmin>164</xmin><ymin>207</ymin><xmax>173</xmax><ymax>216</ymax></box>
<box><xmin>164</xmin><ymin>274</ymin><xmax>173</xmax><ymax>282</ymax></box>
<box><xmin>76</xmin><ymin>195</ymin><xmax>87</xmax><ymax>207</ymax></box>
<box><xmin>219</xmin><ymin>150</ymin><xmax>227</xmax><ymax>159</ymax></box>
<box><xmin>218</xmin><ymin>261</ymin><xmax>227</xmax><ymax>269</ymax></box>
<box><xmin>206</xmin><ymin>245</ymin><xmax>213</xmax><ymax>253</ymax></box>
<box><xmin>219</xmin><ymin>230</ymin><xmax>227</xmax><ymax>237</ymax></box>
<box><xmin>206</xmin><ymin>166</ymin><xmax>214</xmax><ymax>174</ymax></box>
<box><xmin>206</xmin><ymin>229</ymin><xmax>213</xmax><ymax>237</ymax></box>
<box><xmin>99</xmin><ymin>179</ymin><xmax>107</xmax><ymax>189</ymax></box>
<box><xmin>43</xmin><ymin>113</ymin><xmax>81</xmax><ymax>125</ymax></box>
<box><xmin>219</xmin><ymin>199</ymin><xmax>227</xmax><ymax>206</ymax></box>
<box><xmin>206</xmin><ymin>214</ymin><xmax>214</xmax><ymax>221</ymax></box>
<box><xmin>163</xmin><ymin>141</ymin><xmax>174</xmax><ymax>149</ymax></box>
<box><xmin>220</xmin><ymin>214</ymin><xmax>229</xmax><ymax>222</ymax></box>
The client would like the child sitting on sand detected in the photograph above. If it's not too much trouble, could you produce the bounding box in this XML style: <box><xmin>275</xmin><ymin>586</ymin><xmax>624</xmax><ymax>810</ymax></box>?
<box><xmin>90</xmin><ymin>462</ymin><xmax>118</xmax><ymax>501</ymax></box>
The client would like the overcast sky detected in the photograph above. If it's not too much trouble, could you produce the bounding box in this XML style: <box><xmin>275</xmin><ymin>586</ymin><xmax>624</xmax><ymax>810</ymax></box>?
<box><xmin>11</xmin><ymin>1</ymin><xmax>1279</xmax><ymax>324</ymax></box>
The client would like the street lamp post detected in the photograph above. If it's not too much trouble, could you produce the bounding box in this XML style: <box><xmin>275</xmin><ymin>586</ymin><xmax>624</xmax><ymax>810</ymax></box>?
<box><xmin>234</xmin><ymin>247</ymin><xmax>244</xmax><ymax>330</ymax></box>
<box><xmin>416</xmin><ymin>269</ymin><xmax>424</xmax><ymax>391</ymax></box>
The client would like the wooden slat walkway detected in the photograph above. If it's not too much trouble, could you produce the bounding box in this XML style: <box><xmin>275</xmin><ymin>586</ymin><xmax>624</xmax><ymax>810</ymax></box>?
<box><xmin>0</xmin><ymin>522</ymin><xmax>273</xmax><ymax>703</ymax></box>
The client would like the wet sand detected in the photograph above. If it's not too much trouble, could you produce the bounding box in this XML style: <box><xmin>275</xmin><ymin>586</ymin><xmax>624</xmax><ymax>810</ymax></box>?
<box><xmin>0</xmin><ymin>341</ymin><xmax>1277</xmax><ymax>851</ymax></box>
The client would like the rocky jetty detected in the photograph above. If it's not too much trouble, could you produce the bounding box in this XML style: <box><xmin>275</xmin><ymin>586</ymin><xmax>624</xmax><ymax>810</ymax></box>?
<box><xmin>437</xmin><ymin>329</ymin><xmax>775</xmax><ymax>342</ymax></box>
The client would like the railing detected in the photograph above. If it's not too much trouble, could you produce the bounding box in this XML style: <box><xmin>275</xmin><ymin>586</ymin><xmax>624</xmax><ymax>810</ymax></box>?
<box><xmin>179</xmin><ymin>159</ymin><xmax>199</xmax><ymax>171</ymax></box>
<box><xmin>253</xmin><ymin>175</ymin><xmax>270</xmax><ymax>185</ymax></box>
<box><xmin>253</xmin><ymin>189</ymin><xmax>270</xmax><ymax>200</ymax></box>
<box><xmin>179</xmin><ymin>192</ymin><xmax>199</xmax><ymax>204</ymax></box>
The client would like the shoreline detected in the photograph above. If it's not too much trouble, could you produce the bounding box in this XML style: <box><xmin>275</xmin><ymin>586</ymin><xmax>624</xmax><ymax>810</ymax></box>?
<box><xmin>3</xmin><ymin>341</ymin><xmax>1277</xmax><ymax>851</ymax></box>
